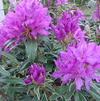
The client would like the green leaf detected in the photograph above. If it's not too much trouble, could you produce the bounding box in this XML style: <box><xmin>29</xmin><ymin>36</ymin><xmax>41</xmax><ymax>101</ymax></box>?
<box><xmin>25</xmin><ymin>40</ymin><xmax>37</xmax><ymax>61</ymax></box>
<box><xmin>8</xmin><ymin>87</ymin><xmax>27</xmax><ymax>93</ymax></box>
<box><xmin>54</xmin><ymin>86</ymin><xmax>68</xmax><ymax>95</ymax></box>
<box><xmin>45</xmin><ymin>62</ymin><xmax>54</xmax><ymax>72</ymax></box>
<box><xmin>89</xmin><ymin>87</ymin><xmax>100</xmax><ymax>100</ymax></box>
<box><xmin>5</xmin><ymin>77</ymin><xmax>24</xmax><ymax>85</ymax></box>
<box><xmin>7</xmin><ymin>87</ymin><xmax>27</xmax><ymax>101</ymax></box>
<box><xmin>95</xmin><ymin>82</ymin><xmax>100</xmax><ymax>88</ymax></box>
<box><xmin>41</xmin><ymin>93</ymin><xmax>48</xmax><ymax>101</ymax></box>
<box><xmin>19</xmin><ymin>59</ymin><xmax>30</xmax><ymax>71</ymax></box>
<box><xmin>64</xmin><ymin>83</ymin><xmax>75</xmax><ymax>100</ymax></box>
<box><xmin>33</xmin><ymin>96</ymin><xmax>38</xmax><ymax>101</ymax></box>
<box><xmin>45</xmin><ymin>84</ymin><xmax>55</xmax><ymax>93</ymax></box>
<box><xmin>1</xmin><ymin>51</ymin><xmax>19</xmax><ymax>64</ymax></box>
<box><xmin>64</xmin><ymin>89</ymin><xmax>75</xmax><ymax>100</ymax></box>
<box><xmin>0</xmin><ymin>65</ymin><xmax>10</xmax><ymax>76</ymax></box>
<box><xmin>34</xmin><ymin>87</ymin><xmax>40</xmax><ymax>100</ymax></box>
<box><xmin>49</xmin><ymin>94</ymin><xmax>61</xmax><ymax>101</ymax></box>
<box><xmin>4</xmin><ymin>39</ymin><xmax>16</xmax><ymax>50</ymax></box>
<box><xmin>19</xmin><ymin>95</ymin><xmax>33</xmax><ymax>101</ymax></box>
<box><xmin>90</xmin><ymin>82</ymin><xmax>100</xmax><ymax>94</ymax></box>
<box><xmin>74</xmin><ymin>91</ymin><xmax>87</xmax><ymax>101</ymax></box>
<box><xmin>7</xmin><ymin>87</ymin><xmax>15</xmax><ymax>100</ymax></box>
<box><xmin>89</xmin><ymin>82</ymin><xmax>100</xmax><ymax>101</ymax></box>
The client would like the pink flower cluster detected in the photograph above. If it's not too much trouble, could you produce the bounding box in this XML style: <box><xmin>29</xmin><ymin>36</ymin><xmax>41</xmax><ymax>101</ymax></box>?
<box><xmin>24</xmin><ymin>63</ymin><xmax>46</xmax><ymax>84</ymax></box>
<box><xmin>51</xmin><ymin>6</ymin><xmax>85</xmax><ymax>41</ymax></box>
<box><xmin>53</xmin><ymin>39</ymin><xmax>100</xmax><ymax>90</ymax></box>
<box><xmin>0</xmin><ymin>0</ymin><xmax>51</xmax><ymax>48</ymax></box>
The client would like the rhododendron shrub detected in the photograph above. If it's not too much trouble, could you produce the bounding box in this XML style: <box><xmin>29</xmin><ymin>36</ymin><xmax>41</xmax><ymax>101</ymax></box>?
<box><xmin>0</xmin><ymin>0</ymin><xmax>100</xmax><ymax>101</ymax></box>
<box><xmin>53</xmin><ymin>39</ymin><xmax>100</xmax><ymax>90</ymax></box>
<box><xmin>51</xmin><ymin>6</ymin><xmax>85</xmax><ymax>43</ymax></box>
<box><xmin>0</xmin><ymin>0</ymin><xmax>51</xmax><ymax>48</ymax></box>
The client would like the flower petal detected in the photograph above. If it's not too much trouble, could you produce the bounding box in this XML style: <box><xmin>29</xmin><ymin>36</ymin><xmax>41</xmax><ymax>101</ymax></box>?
<box><xmin>36</xmin><ymin>76</ymin><xmax>44</xmax><ymax>83</ymax></box>
<box><xmin>61</xmin><ymin>74</ymin><xmax>72</xmax><ymax>83</ymax></box>
<box><xmin>24</xmin><ymin>77</ymin><xmax>32</xmax><ymax>84</ymax></box>
<box><xmin>75</xmin><ymin>78</ymin><xmax>83</xmax><ymax>90</ymax></box>
<box><xmin>85</xmin><ymin>77</ymin><xmax>91</xmax><ymax>91</ymax></box>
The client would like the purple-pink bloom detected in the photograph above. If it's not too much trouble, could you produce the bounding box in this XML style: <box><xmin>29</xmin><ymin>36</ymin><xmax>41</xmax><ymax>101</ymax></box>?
<box><xmin>52</xmin><ymin>39</ymin><xmax>100</xmax><ymax>90</ymax></box>
<box><xmin>0</xmin><ymin>0</ymin><xmax>51</xmax><ymax>48</ymax></box>
<box><xmin>51</xmin><ymin>6</ymin><xmax>85</xmax><ymax>42</ymax></box>
<box><xmin>24</xmin><ymin>63</ymin><xmax>46</xmax><ymax>84</ymax></box>
<box><xmin>92</xmin><ymin>0</ymin><xmax>100</xmax><ymax>20</ymax></box>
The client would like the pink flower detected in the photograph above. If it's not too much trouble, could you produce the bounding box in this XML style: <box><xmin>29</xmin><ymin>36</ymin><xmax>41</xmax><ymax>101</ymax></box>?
<box><xmin>0</xmin><ymin>0</ymin><xmax>51</xmax><ymax>48</ymax></box>
<box><xmin>51</xmin><ymin>6</ymin><xmax>85</xmax><ymax>42</ymax></box>
<box><xmin>24</xmin><ymin>63</ymin><xmax>46</xmax><ymax>84</ymax></box>
<box><xmin>52</xmin><ymin>39</ymin><xmax>100</xmax><ymax>90</ymax></box>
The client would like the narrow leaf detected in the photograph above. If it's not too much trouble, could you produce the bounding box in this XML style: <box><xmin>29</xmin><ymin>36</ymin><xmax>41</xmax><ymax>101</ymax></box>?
<box><xmin>0</xmin><ymin>65</ymin><xmax>10</xmax><ymax>76</ymax></box>
<box><xmin>74</xmin><ymin>91</ymin><xmax>87</xmax><ymax>101</ymax></box>
<box><xmin>25</xmin><ymin>40</ymin><xmax>37</xmax><ymax>61</ymax></box>
<box><xmin>5</xmin><ymin>77</ymin><xmax>24</xmax><ymax>85</ymax></box>
<box><xmin>1</xmin><ymin>51</ymin><xmax>19</xmax><ymax>64</ymax></box>
<box><xmin>49</xmin><ymin>94</ymin><xmax>60</xmax><ymax>101</ymax></box>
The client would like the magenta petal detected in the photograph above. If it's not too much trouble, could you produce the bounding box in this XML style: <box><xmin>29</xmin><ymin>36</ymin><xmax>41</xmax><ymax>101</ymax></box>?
<box><xmin>74</xmin><ymin>28</ymin><xmax>85</xmax><ymax>39</ymax></box>
<box><xmin>87</xmin><ymin>58</ymin><xmax>97</xmax><ymax>65</ymax></box>
<box><xmin>41</xmin><ymin>66</ymin><xmax>46</xmax><ymax>75</ymax></box>
<box><xmin>31</xmin><ymin>31</ymin><xmax>37</xmax><ymax>40</ymax></box>
<box><xmin>52</xmin><ymin>71</ymin><xmax>63</xmax><ymax>78</ymax></box>
<box><xmin>36</xmin><ymin>76</ymin><xmax>44</xmax><ymax>83</ymax></box>
<box><xmin>75</xmin><ymin>78</ymin><xmax>83</xmax><ymax>90</ymax></box>
<box><xmin>85</xmin><ymin>77</ymin><xmax>91</xmax><ymax>91</ymax></box>
<box><xmin>86</xmin><ymin>42</ymin><xmax>96</xmax><ymax>55</ymax></box>
<box><xmin>24</xmin><ymin>77</ymin><xmax>32</xmax><ymax>84</ymax></box>
<box><xmin>61</xmin><ymin>74</ymin><xmax>71</xmax><ymax>83</ymax></box>
<box><xmin>32</xmin><ymin>70</ymin><xmax>39</xmax><ymax>80</ymax></box>
<box><xmin>38</xmin><ymin>29</ymin><xmax>49</xmax><ymax>35</ymax></box>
